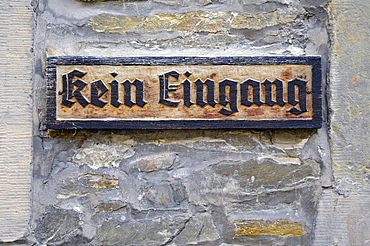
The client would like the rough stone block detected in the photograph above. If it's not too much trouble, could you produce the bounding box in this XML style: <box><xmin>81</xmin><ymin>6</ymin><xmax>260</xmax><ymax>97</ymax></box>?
<box><xmin>95</xmin><ymin>213</ymin><xmax>191</xmax><ymax>245</ymax></box>
<box><xmin>235</xmin><ymin>219</ymin><xmax>304</xmax><ymax>236</ymax></box>
<box><xmin>34</xmin><ymin>206</ymin><xmax>83</xmax><ymax>245</ymax></box>
<box><xmin>173</xmin><ymin>213</ymin><xmax>220</xmax><ymax>244</ymax></box>
<box><xmin>88</xmin><ymin>8</ymin><xmax>305</xmax><ymax>34</ymax></box>
<box><xmin>59</xmin><ymin>174</ymin><xmax>119</xmax><ymax>198</ymax></box>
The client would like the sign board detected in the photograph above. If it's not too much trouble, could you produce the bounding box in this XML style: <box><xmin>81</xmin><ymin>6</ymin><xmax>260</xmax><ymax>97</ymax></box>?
<box><xmin>46</xmin><ymin>56</ymin><xmax>322</xmax><ymax>129</ymax></box>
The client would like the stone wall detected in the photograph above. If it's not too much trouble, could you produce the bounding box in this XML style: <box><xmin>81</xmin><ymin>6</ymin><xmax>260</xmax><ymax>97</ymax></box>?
<box><xmin>32</xmin><ymin>129</ymin><xmax>327</xmax><ymax>245</ymax></box>
<box><xmin>1</xmin><ymin>0</ymin><xmax>370</xmax><ymax>245</ymax></box>
<box><xmin>30</xmin><ymin>0</ymin><xmax>331</xmax><ymax>245</ymax></box>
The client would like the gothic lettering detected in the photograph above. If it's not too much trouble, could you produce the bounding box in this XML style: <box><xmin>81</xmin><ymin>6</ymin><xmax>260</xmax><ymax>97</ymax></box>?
<box><xmin>159</xmin><ymin>71</ymin><xmax>180</xmax><ymax>107</ymax></box>
<box><xmin>61</xmin><ymin>71</ymin><xmax>147</xmax><ymax>109</ymax></box>
<box><xmin>263</xmin><ymin>79</ymin><xmax>285</xmax><ymax>106</ymax></box>
<box><xmin>109</xmin><ymin>79</ymin><xmax>121</xmax><ymax>107</ymax></box>
<box><xmin>61</xmin><ymin>69</ymin><xmax>89</xmax><ymax>107</ymax></box>
<box><xmin>123</xmin><ymin>79</ymin><xmax>147</xmax><ymax>107</ymax></box>
<box><xmin>288</xmin><ymin>78</ymin><xmax>307</xmax><ymax>115</ymax></box>
<box><xmin>241</xmin><ymin>79</ymin><xmax>262</xmax><ymax>107</ymax></box>
<box><xmin>91</xmin><ymin>79</ymin><xmax>108</xmax><ymax>108</ymax></box>
<box><xmin>60</xmin><ymin>69</ymin><xmax>310</xmax><ymax>117</ymax></box>
<box><xmin>195</xmin><ymin>79</ymin><xmax>216</xmax><ymax>107</ymax></box>
<box><xmin>182</xmin><ymin>79</ymin><xmax>193</xmax><ymax>107</ymax></box>
<box><xmin>219</xmin><ymin>79</ymin><xmax>238</xmax><ymax>116</ymax></box>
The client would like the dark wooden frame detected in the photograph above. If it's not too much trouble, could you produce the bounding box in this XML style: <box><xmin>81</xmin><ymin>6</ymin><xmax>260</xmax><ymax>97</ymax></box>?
<box><xmin>46</xmin><ymin>56</ymin><xmax>322</xmax><ymax>129</ymax></box>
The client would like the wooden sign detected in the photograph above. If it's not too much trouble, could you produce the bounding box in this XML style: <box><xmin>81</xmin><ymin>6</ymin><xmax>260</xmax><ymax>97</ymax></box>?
<box><xmin>46</xmin><ymin>56</ymin><xmax>322</xmax><ymax>129</ymax></box>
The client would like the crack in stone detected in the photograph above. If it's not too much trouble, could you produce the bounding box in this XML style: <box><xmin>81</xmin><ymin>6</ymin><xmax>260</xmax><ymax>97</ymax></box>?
<box><xmin>41</xmin><ymin>214</ymin><xmax>68</xmax><ymax>245</ymax></box>
<box><xmin>196</xmin><ymin>224</ymin><xmax>205</xmax><ymax>240</ymax></box>
<box><xmin>161</xmin><ymin>216</ymin><xmax>193</xmax><ymax>246</ymax></box>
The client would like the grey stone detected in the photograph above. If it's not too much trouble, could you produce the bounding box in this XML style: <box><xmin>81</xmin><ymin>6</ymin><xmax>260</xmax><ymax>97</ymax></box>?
<box><xmin>95</xmin><ymin>214</ymin><xmax>191</xmax><ymax>245</ymax></box>
<box><xmin>34</xmin><ymin>206</ymin><xmax>83</xmax><ymax>245</ymax></box>
<box><xmin>59</xmin><ymin>173</ymin><xmax>119</xmax><ymax>198</ymax></box>
<box><xmin>299</xmin><ymin>0</ymin><xmax>330</xmax><ymax>7</ymax></box>
<box><xmin>143</xmin><ymin>182</ymin><xmax>173</xmax><ymax>208</ymax></box>
<box><xmin>173</xmin><ymin>213</ymin><xmax>220</xmax><ymax>244</ymax></box>
<box><xmin>131</xmin><ymin>152</ymin><xmax>177</xmax><ymax>173</ymax></box>
<box><xmin>271</xmin><ymin>129</ymin><xmax>314</xmax><ymax>144</ymax></box>
<box><xmin>210</xmin><ymin>160</ymin><xmax>317</xmax><ymax>191</ymax></box>
<box><xmin>221</xmin><ymin>131</ymin><xmax>263</xmax><ymax>151</ymax></box>
<box><xmin>240</xmin><ymin>2</ymin><xmax>287</xmax><ymax>14</ymax></box>
<box><xmin>73</xmin><ymin>141</ymin><xmax>135</xmax><ymax>169</ymax></box>
<box><xmin>141</xmin><ymin>180</ymin><xmax>188</xmax><ymax>209</ymax></box>
<box><xmin>170</xmin><ymin>180</ymin><xmax>188</xmax><ymax>205</ymax></box>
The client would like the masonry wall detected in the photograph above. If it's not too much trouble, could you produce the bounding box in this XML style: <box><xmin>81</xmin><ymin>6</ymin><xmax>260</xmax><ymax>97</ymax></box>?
<box><xmin>30</xmin><ymin>0</ymin><xmax>331</xmax><ymax>245</ymax></box>
<box><xmin>1</xmin><ymin>0</ymin><xmax>370</xmax><ymax>245</ymax></box>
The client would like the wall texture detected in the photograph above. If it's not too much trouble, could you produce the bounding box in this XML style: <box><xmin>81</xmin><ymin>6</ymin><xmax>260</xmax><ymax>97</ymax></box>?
<box><xmin>1</xmin><ymin>0</ymin><xmax>370</xmax><ymax>245</ymax></box>
<box><xmin>30</xmin><ymin>0</ymin><xmax>331</xmax><ymax>245</ymax></box>
<box><xmin>314</xmin><ymin>1</ymin><xmax>370</xmax><ymax>245</ymax></box>
<box><xmin>0</xmin><ymin>0</ymin><xmax>32</xmax><ymax>242</ymax></box>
